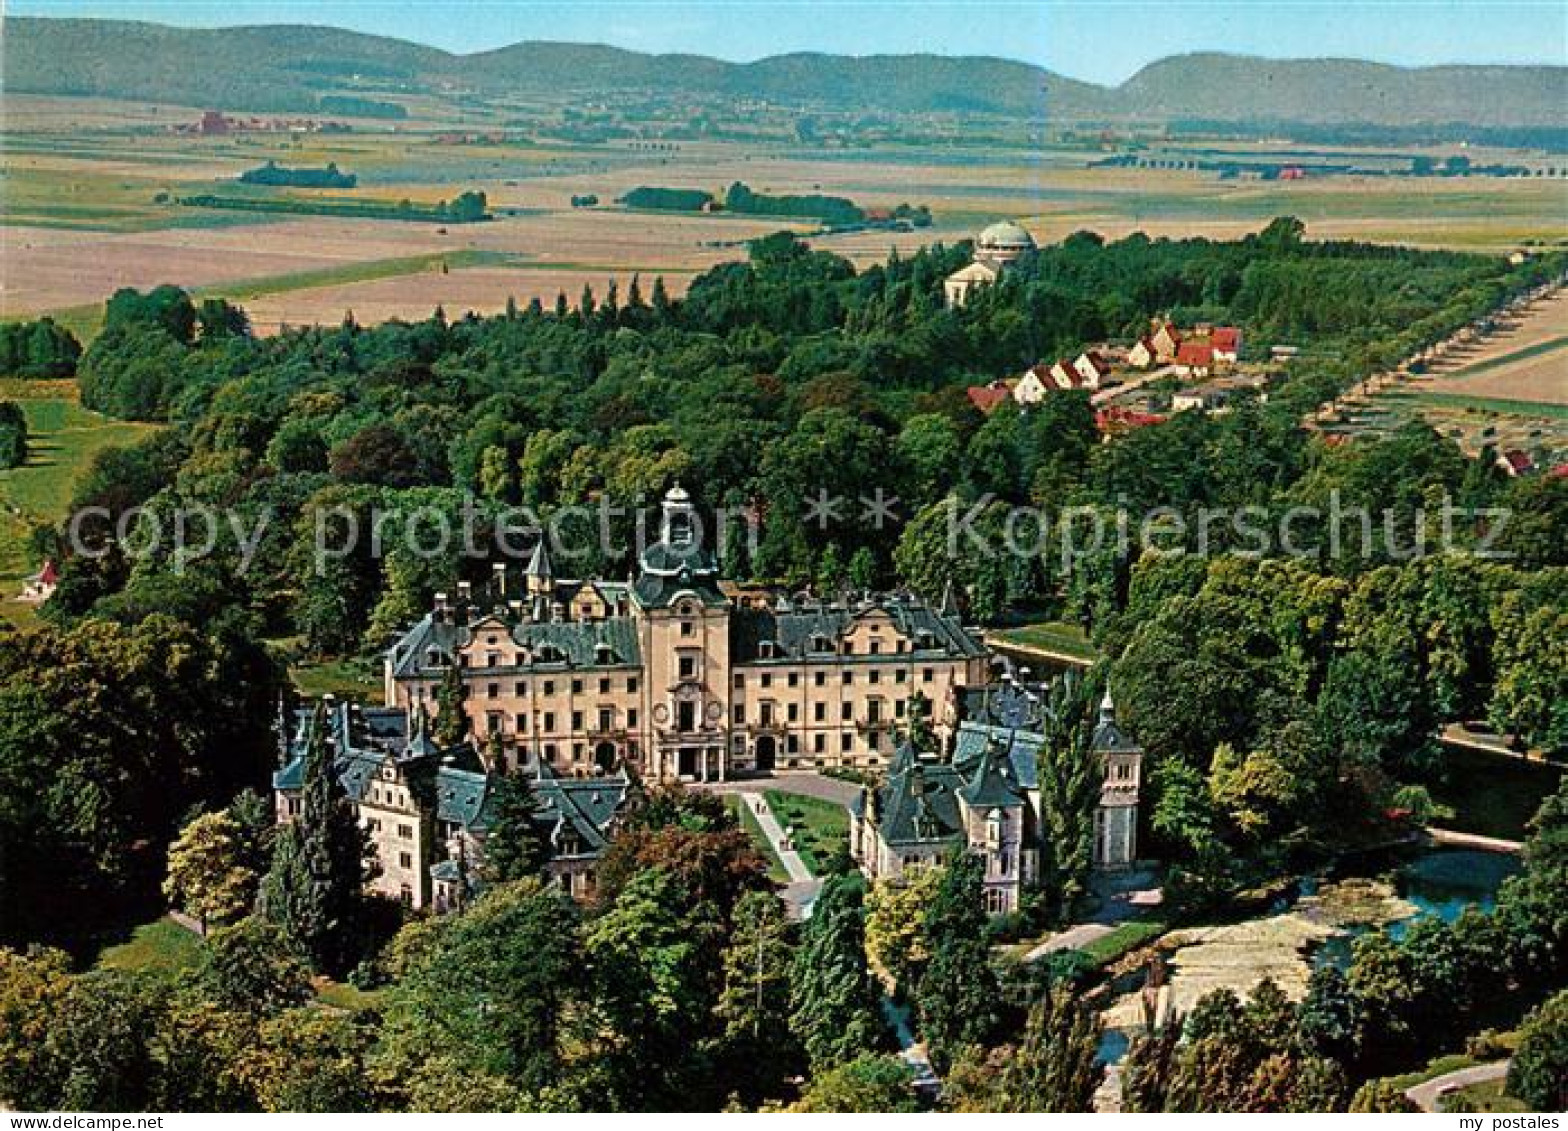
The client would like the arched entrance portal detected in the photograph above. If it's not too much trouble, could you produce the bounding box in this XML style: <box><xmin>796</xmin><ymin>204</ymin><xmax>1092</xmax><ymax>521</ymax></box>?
<box><xmin>754</xmin><ymin>735</ymin><xmax>777</xmax><ymax>773</ymax></box>
<box><xmin>594</xmin><ymin>741</ymin><xmax>618</xmax><ymax>773</ymax></box>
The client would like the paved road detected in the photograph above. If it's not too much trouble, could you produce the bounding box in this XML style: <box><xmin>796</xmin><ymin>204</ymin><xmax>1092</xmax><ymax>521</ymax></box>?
<box><xmin>702</xmin><ymin>772</ymin><xmax>862</xmax><ymax>806</ymax></box>
<box><xmin>1407</xmin><ymin>1060</ymin><xmax>1511</xmax><ymax>1112</ymax></box>
<box><xmin>745</xmin><ymin>792</ymin><xmax>812</xmax><ymax>884</ymax></box>
<box><xmin>1022</xmin><ymin>866</ymin><xmax>1164</xmax><ymax>962</ymax></box>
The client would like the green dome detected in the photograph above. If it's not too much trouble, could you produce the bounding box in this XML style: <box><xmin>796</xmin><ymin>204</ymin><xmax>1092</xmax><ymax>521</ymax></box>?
<box><xmin>978</xmin><ymin>220</ymin><xmax>1035</xmax><ymax>251</ymax></box>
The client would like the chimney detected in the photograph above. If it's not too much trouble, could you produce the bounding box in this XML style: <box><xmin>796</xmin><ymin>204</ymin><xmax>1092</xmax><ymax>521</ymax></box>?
<box><xmin>492</xmin><ymin>562</ymin><xmax>508</xmax><ymax>597</ymax></box>
<box><xmin>434</xmin><ymin>591</ymin><xmax>450</xmax><ymax>623</ymax></box>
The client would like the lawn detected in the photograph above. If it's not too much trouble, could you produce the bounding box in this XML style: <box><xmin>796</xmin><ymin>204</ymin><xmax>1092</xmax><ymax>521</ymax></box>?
<box><xmin>0</xmin><ymin>386</ymin><xmax>158</xmax><ymax>624</ymax></box>
<box><xmin>1448</xmin><ymin>1078</ymin><xmax>1529</xmax><ymax>1113</ymax></box>
<box><xmin>1079</xmin><ymin>918</ymin><xmax>1171</xmax><ymax>967</ymax></box>
<box><xmin>988</xmin><ymin>619</ymin><xmax>1099</xmax><ymax>664</ymax></box>
<box><xmin>288</xmin><ymin>651</ymin><xmax>385</xmax><ymax>699</ymax></box>
<box><xmin>95</xmin><ymin>916</ymin><xmax>203</xmax><ymax>975</ymax></box>
<box><xmin>764</xmin><ymin>790</ymin><xmax>849</xmax><ymax>875</ymax></box>
<box><xmin>725</xmin><ymin>795</ymin><xmax>790</xmax><ymax>884</ymax></box>
<box><xmin>313</xmin><ymin>976</ymin><xmax>387</xmax><ymax>1013</ymax></box>
<box><xmin>1400</xmin><ymin>392</ymin><xmax>1568</xmax><ymax>420</ymax></box>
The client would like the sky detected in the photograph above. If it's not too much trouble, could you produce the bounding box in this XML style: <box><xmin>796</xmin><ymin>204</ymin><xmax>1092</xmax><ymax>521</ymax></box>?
<box><xmin>10</xmin><ymin>0</ymin><xmax>1567</xmax><ymax>85</ymax></box>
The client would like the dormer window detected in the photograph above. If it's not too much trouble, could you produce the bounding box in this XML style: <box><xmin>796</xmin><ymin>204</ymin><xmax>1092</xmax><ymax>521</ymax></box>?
<box><xmin>759</xmin><ymin>640</ymin><xmax>778</xmax><ymax>659</ymax></box>
<box><xmin>810</xmin><ymin>634</ymin><xmax>832</xmax><ymax>653</ymax></box>
<box><xmin>536</xmin><ymin>644</ymin><xmax>565</xmax><ymax>664</ymax></box>
<box><xmin>425</xmin><ymin>648</ymin><xmax>448</xmax><ymax>667</ymax></box>
<box><xmin>595</xmin><ymin>643</ymin><xmax>616</xmax><ymax>664</ymax></box>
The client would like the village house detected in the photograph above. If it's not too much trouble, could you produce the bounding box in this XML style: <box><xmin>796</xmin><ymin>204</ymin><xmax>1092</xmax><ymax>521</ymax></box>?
<box><xmin>1072</xmin><ymin>350</ymin><xmax>1113</xmax><ymax>389</ymax></box>
<box><xmin>1048</xmin><ymin>359</ymin><xmax>1088</xmax><ymax>390</ymax></box>
<box><xmin>1150</xmin><ymin>321</ymin><xmax>1183</xmax><ymax>363</ymax></box>
<box><xmin>1171</xmin><ymin>383</ymin><xmax>1233</xmax><ymax>411</ymax></box>
<box><xmin>944</xmin><ymin>220</ymin><xmax>1036</xmax><ymax>307</ymax></box>
<box><xmin>966</xmin><ymin>379</ymin><xmax>1016</xmax><ymax>413</ymax></box>
<box><xmin>1012</xmin><ymin>364</ymin><xmax>1053</xmax><ymax>405</ymax></box>
<box><xmin>850</xmin><ymin>681</ymin><xmax>1144</xmax><ymax>913</ymax></box>
<box><xmin>1210</xmin><ymin>326</ymin><xmax>1243</xmax><ymax>363</ymax></box>
<box><xmin>1174</xmin><ymin>340</ymin><xmax>1215</xmax><ymax>378</ymax></box>
<box><xmin>1497</xmin><ymin>449</ymin><xmax>1537</xmax><ymax>477</ymax></box>
<box><xmin>1128</xmin><ymin>337</ymin><xmax>1159</xmax><ymax>369</ymax></box>
<box><xmin>385</xmin><ymin>486</ymin><xmax>990</xmax><ymax>784</ymax></box>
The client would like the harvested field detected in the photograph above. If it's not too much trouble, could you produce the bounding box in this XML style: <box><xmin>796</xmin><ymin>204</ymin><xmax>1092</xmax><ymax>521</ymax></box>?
<box><xmin>6</xmin><ymin>104</ymin><xmax>1567</xmax><ymax>333</ymax></box>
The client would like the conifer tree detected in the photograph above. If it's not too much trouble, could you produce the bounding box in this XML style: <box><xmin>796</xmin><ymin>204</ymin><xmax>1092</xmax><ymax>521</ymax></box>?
<box><xmin>917</xmin><ymin>850</ymin><xmax>1002</xmax><ymax>1069</ymax></box>
<box><xmin>992</xmin><ymin>984</ymin><xmax>1104</xmax><ymax>1112</ymax></box>
<box><xmin>434</xmin><ymin>663</ymin><xmax>467</xmax><ymax>746</ymax></box>
<box><xmin>789</xmin><ymin>875</ymin><xmax>888</xmax><ymax>1071</ymax></box>
<box><xmin>259</xmin><ymin>705</ymin><xmax>368</xmax><ymax>976</ymax></box>
<box><xmin>482</xmin><ymin>764</ymin><xmax>551</xmax><ymax>885</ymax></box>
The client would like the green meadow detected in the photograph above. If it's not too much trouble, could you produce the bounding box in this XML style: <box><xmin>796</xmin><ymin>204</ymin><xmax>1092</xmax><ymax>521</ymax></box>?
<box><xmin>0</xmin><ymin>383</ymin><xmax>158</xmax><ymax>624</ymax></box>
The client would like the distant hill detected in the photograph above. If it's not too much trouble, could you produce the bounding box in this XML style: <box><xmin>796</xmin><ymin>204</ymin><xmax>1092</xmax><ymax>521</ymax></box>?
<box><xmin>4</xmin><ymin>17</ymin><xmax>1564</xmax><ymax>129</ymax></box>
<box><xmin>1116</xmin><ymin>54</ymin><xmax>1568</xmax><ymax>128</ymax></box>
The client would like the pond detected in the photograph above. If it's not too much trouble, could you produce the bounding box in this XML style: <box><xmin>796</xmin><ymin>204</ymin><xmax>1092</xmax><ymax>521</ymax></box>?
<box><xmin>1311</xmin><ymin>846</ymin><xmax>1521</xmax><ymax>969</ymax></box>
<box><xmin>1095</xmin><ymin>845</ymin><xmax>1522</xmax><ymax>1066</ymax></box>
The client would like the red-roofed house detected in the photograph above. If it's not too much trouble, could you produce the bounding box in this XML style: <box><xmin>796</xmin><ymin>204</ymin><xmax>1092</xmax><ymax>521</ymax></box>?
<box><xmin>1073</xmin><ymin>350</ymin><xmax>1113</xmax><ymax>389</ymax></box>
<box><xmin>1150</xmin><ymin>322</ymin><xmax>1182</xmax><ymax>363</ymax></box>
<box><xmin>1095</xmin><ymin>407</ymin><xmax>1167</xmax><ymax>435</ymax></box>
<box><xmin>1175</xmin><ymin>341</ymin><xmax>1215</xmax><ymax>377</ymax></box>
<box><xmin>1049</xmin><ymin>360</ymin><xmax>1084</xmax><ymax>390</ymax></box>
<box><xmin>1128</xmin><ymin>337</ymin><xmax>1158</xmax><ymax>370</ymax></box>
<box><xmin>19</xmin><ymin>559</ymin><xmax>57</xmax><ymax>604</ymax></box>
<box><xmin>1497</xmin><ymin>449</ymin><xmax>1536</xmax><ymax>477</ymax></box>
<box><xmin>966</xmin><ymin>380</ymin><xmax>1015</xmax><ymax>414</ymax></box>
<box><xmin>1210</xmin><ymin>327</ymin><xmax>1242</xmax><ymax>362</ymax></box>
<box><xmin>1013</xmin><ymin>364</ymin><xmax>1053</xmax><ymax>405</ymax></box>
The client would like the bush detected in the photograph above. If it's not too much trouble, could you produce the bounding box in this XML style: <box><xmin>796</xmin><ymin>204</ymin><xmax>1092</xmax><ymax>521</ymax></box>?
<box><xmin>0</xmin><ymin>401</ymin><xmax>27</xmax><ymax>468</ymax></box>
<box><xmin>1508</xmin><ymin>990</ymin><xmax>1568</xmax><ymax>1112</ymax></box>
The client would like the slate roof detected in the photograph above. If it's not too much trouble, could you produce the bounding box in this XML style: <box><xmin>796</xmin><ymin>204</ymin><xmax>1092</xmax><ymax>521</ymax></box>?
<box><xmin>873</xmin><ymin>746</ymin><xmax>966</xmax><ymax>846</ymax></box>
<box><xmin>870</xmin><ymin>725</ymin><xmax>1031</xmax><ymax>849</ymax></box>
<box><xmin>731</xmin><ymin>595</ymin><xmax>983</xmax><ymax>664</ymax></box>
<box><xmin>1091</xmin><ymin>689</ymin><xmax>1141</xmax><ymax>754</ymax></box>
<box><xmin>436</xmin><ymin>765</ymin><xmax>494</xmax><ymax>831</ymax></box>
<box><xmin>273</xmin><ymin>699</ymin><xmax>473</xmax><ymax>804</ymax></box>
<box><xmin>531</xmin><ymin>762</ymin><xmax>636</xmax><ymax>857</ymax></box>
<box><xmin>952</xmin><ymin>723</ymin><xmax>1042</xmax><ymax>792</ymax></box>
<box><xmin>387</xmin><ymin>611</ymin><xmax>643</xmax><ymax>679</ymax></box>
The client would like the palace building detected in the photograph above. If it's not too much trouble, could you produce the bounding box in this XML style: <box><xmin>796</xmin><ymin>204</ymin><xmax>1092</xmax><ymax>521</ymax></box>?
<box><xmin>850</xmin><ymin>679</ymin><xmax>1144</xmax><ymax>914</ymax></box>
<box><xmin>273</xmin><ymin>698</ymin><xmax>637</xmax><ymax>910</ymax></box>
<box><xmin>384</xmin><ymin>486</ymin><xmax>990</xmax><ymax>784</ymax></box>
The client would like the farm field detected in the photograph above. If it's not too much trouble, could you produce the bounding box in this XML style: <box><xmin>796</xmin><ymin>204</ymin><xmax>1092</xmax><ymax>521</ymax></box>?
<box><xmin>5</xmin><ymin>94</ymin><xmax>1567</xmax><ymax>336</ymax></box>
<box><xmin>1417</xmin><ymin>289</ymin><xmax>1568</xmax><ymax>407</ymax></box>
<box><xmin>1331</xmin><ymin>285</ymin><xmax>1568</xmax><ymax>465</ymax></box>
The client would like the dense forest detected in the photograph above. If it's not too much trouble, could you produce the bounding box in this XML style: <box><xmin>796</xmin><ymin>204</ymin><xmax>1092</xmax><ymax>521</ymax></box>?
<box><xmin>1</xmin><ymin>219</ymin><xmax>1565</xmax><ymax>1110</ymax></box>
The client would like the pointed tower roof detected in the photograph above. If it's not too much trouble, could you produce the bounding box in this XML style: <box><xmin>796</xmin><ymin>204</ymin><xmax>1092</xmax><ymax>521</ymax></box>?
<box><xmin>939</xmin><ymin>578</ymin><xmax>958</xmax><ymax>617</ymax></box>
<box><xmin>525</xmin><ymin>538</ymin><xmax>554</xmax><ymax>581</ymax></box>
<box><xmin>1092</xmin><ymin>685</ymin><xmax>1140</xmax><ymax>753</ymax></box>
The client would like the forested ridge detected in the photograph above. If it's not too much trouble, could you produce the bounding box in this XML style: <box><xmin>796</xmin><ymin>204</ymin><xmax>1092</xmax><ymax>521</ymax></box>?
<box><xmin>0</xmin><ymin>221</ymin><xmax>1565</xmax><ymax>1112</ymax></box>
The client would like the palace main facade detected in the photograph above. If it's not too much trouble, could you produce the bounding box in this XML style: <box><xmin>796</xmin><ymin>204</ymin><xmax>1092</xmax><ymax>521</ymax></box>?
<box><xmin>384</xmin><ymin>486</ymin><xmax>991</xmax><ymax>784</ymax></box>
